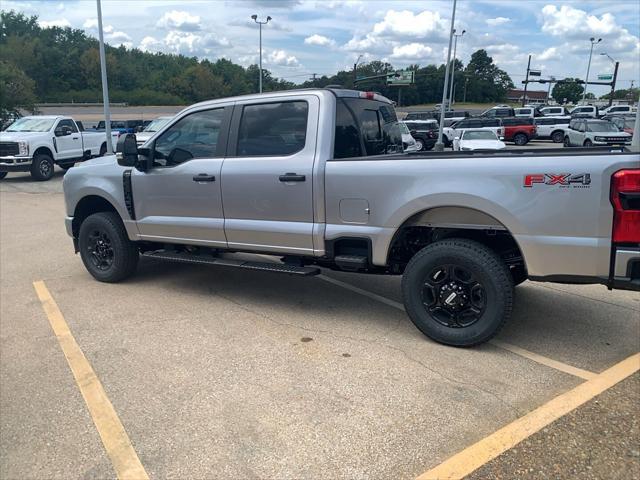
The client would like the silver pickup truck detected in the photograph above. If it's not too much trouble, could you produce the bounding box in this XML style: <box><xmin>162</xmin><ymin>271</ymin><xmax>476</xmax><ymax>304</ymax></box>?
<box><xmin>62</xmin><ymin>88</ymin><xmax>640</xmax><ymax>347</ymax></box>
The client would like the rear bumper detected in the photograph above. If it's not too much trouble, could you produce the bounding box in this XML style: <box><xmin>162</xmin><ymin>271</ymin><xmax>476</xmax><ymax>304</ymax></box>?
<box><xmin>611</xmin><ymin>247</ymin><xmax>640</xmax><ymax>291</ymax></box>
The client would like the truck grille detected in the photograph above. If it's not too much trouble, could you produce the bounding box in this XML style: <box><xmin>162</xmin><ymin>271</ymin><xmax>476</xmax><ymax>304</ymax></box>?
<box><xmin>605</xmin><ymin>137</ymin><xmax>629</xmax><ymax>143</ymax></box>
<box><xmin>0</xmin><ymin>142</ymin><xmax>19</xmax><ymax>156</ymax></box>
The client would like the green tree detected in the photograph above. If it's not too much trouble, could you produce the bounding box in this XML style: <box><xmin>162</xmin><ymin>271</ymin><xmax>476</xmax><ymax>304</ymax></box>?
<box><xmin>464</xmin><ymin>50</ymin><xmax>514</xmax><ymax>102</ymax></box>
<box><xmin>0</xmin><ymin>60</ymin><xmax>36</xmax><ymax>122</ymax></box>
<box><xmin>551</xmin><ymin>79</ymin><xmax>584</xmax><ymax>104</ymax></box>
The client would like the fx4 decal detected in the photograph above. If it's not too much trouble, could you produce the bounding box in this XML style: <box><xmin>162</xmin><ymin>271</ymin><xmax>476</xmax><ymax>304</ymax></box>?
<box><xmin>523</xmin><ymin>173</ymin><xmax>591</xmax><ymax>188</ymax></box>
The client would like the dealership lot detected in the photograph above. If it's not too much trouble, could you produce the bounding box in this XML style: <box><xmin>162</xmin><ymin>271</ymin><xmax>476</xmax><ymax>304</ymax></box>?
<box><xmin>1</xmin><ymin>173</ymin><xmax>638</xmax><ymax>479</ymax></box>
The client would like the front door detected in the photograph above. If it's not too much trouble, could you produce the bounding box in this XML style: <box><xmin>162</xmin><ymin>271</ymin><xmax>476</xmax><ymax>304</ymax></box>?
<box><xmin>132</xmin><ymin>106</ymin><xmax>231</xmax><ymax>247</ymax></box>
<box><xmin>54</xmin><ymin>119</ymin><xmax>83</xmax><ymax>160</ymax></box>
<box><xmin>221</xmin><ymin>96</ymin><xmax>318</xmax><ymax>254</ymax></box>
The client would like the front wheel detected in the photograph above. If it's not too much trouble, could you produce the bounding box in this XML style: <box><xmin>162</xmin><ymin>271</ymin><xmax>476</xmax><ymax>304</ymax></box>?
<box><xmin>584</xmin><ymin>139</ymin><xmax>593</xmax><ymax>147</ymax></box>
<box><xmin>78</xmin><ymin>212</ymin><xmax>139</xmax><ymax>283</ymax></box>
<box><xmin>551</xmin><ymin>131</ymin><xmax>564</xmax><ymax>143</ymax></box>
<box><xmin>401</xmin><ymin>239</ymin><xmax>513</xmax><ymax>347</ymax></box>
<box><xmin>30</xmin><ymin>153</ymin><xmax>55</xmax><ymax>181</ymax></box>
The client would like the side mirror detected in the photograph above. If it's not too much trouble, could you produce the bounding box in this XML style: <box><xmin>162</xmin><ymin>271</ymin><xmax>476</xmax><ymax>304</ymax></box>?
<box><xmin>116</xmin><ymin>133</ymin><xmax>139</xmax><ymax>167</ymax></box>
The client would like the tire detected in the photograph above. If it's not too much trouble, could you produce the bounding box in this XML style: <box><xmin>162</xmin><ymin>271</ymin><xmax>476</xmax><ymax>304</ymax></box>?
<box><xmin>30</xmin><ymin>153</ymin><xmax>55</xmax><ymax>181</ymax></box>
<box><xmin>584</xmin><ymin>139</ymin><xmax>593</xmax><ymax>147</ymax></box>
<box><xmin>443</xmin><ymin>135</ymin><xmax>451</xmax><ymax>147</ymax></box>
<box><xmin>99</xmin><ymin>143</ymin><xmax>107</xmax><ymax>156</ymax></box>
<box><xmin>563</xmin><ymin>136</ymin><xmax>571</xmax><ymax>147</ymax></box>
<box><xmin>513</xmin><ymin>133</ymin><xmax>528</xmax><ymax>146</ymax></box>
<box><xmin>78</xmin><ymin>212</ymin><xmax>139</xmax><ymax>283</ymax></box>
<box><xmin>414</xmin><ymin>139</ymin><xmax>424</xmax><ymax>151</ymax></box>
<box><xmin>401</xmin><ymin>238</ymin><xmax>513</xmax><ymax>347</ymax></box>
<box><xmin>551</xmin><ymin>131</ymin><xmax>564</xmax><ymax>143</ymax></box>
<box><xmin>0</xmin><ymin>172</ymin><xmax>7</xmax><ymax>180</ymax></box>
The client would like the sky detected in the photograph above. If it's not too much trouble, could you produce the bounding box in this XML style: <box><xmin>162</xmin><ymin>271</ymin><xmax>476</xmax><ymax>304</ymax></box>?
<box><xmin>4</xmin><ymin>0</ymin><xmax>640</xmax><ymax>96</ymax></box>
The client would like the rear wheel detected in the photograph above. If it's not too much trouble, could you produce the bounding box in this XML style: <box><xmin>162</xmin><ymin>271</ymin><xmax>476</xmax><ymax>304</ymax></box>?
<box><xmin>401</xmin><ymin>239</ymin><xmax>513</xmax><ymax>347</ymax></box>
<box><xmin>0</xmin><ymin>172</ymin><xmax>7</xmax><ymax>180</ymax></box>
<box><xmin>584</xmin><ymin>139</ymin><xmax>593</xmax><ymax>147</ymax></box>
<box><xmin>551</xmin><ymin>130</ymin><xmax>564</xmax><ymax>143</ymax></box>
<box><xmin>563</xmin><ymin>136</ymin><xmax>571</xmax><ymax>147</ymax></box>
<box><xmin>99</xmin><ymin>143</ymin><xmax>107</xmax><ymax>156</ymax></box>
<box><xmin>513</xmin><ymin>133</ymin><xmax>528</xmax><ymax>146</ymax></box>
<box><xmin>414</xmin><ymin>139</ymin><xmax>424</xmax><ymax>151</ymax></box>
<box><xmin>30</xmin><ymin>153</ymin><xmax>55</xmax><ymax>181</ymax></box>
<box><xmin>78</xmin><ymin>212</ymin><xmax>139</xmax><ymax>283</ymax></box>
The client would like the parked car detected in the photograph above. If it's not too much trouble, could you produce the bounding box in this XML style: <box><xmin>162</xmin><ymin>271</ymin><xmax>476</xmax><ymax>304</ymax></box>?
<box><xmin>599</xmin><ymin>105</ymin><xmax>637</xmax><ymax>117</ymax></box>
<box><xmin>399</xmin><ymin>122</ymin><xmax>420</xmax><ymax>152</ymax></box>
<box><xmin>514</xmin><ymin>107</ymin><xmax>539</xmax><ymax>118</ymax></box>
<box><xmin>563</xmin><ymin>119</ymin><xmax>631</xmax><ymax>147</ymax></box>
<box><xmin>135</xmin><ymin>116</ymin><xmax>173</xmax><ymax>146</ymax></box>
<box><xmin>479</xmin><ymin>106</ymin><xmax>515</xmax><ymax>118</ymax></box>
<box><xmin>0</xmin><ymin>115</ymin><xmax>117</xmax><ymax>180</ymax></box>
<box><xmin>94</xmin><ymin>119</ymin><xmax>145</xmax><ymax>134</ymax></box>
<box><xmin>500</xmin><ymin>117</ymin><xmax>537</xmax><ymax>145</ymax></box>
<box><xmin>608</xmin><ymin>116</ymin><xmax>635</xmax><ymax>135</ymax></box>
<box><xmin>403</xmin><ymin>120</ymin><xmax>438</xmax><ymax>151</ymax></box>
<box><xmin>434</xmin><ymin>110</ymin><xmax>470</xmax><ymax>127</ymax></box>
<box><xmin>570</xmin><ymin>105</ymin><xmax>599</xmax><ymax>118</ymax></box>
<box><xmin>452</xmin><ymin>129</ymin><xmax>506</xmax><ymax>151</ymax></box>
<box><xmin>404</xmin><ymin>111</ymin><xmax>438</xmax><ymax>121</ymax></box>
<box><xmin>539</xmin><ymin>106</ymin><xmax>569</xmax><ymax>116</ymax></box>
<box><xmin>534</xmin><ymin>116</ymin><xmax>572</xmax><ymax>143</ymax></box>
<box><xmin>442</xmin><ymin>117</ymin><xmax>504</xmax><ymax>147</ymax></box>
<box><xmin>62</xmin><ymin>88</ymin><xmax>639</xmax><ymax>348</ymax></box>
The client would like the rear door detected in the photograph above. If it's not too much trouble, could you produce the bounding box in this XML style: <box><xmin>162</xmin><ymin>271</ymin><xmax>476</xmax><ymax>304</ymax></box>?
<box><xmin>221</xmin><ymin>95</ymin><xmax>319</xmax><ymax>254</ymax></box>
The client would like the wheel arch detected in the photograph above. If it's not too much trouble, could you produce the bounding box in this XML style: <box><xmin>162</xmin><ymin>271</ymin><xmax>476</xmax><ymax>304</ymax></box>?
<box><xmin>72</xmin><ymin>195</ymin><xmax>120</xmax><ymax>238</ymax></box>
<box><xmin>33</xmin><ymin>146</ymin><xmax>54</xmax><ymax>158</ymax></box>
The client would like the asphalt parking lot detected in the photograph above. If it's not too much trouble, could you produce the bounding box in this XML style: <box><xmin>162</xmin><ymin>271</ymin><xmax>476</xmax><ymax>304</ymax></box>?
<box><xmin>1</xmin><ymin>171</ymin><xmax>639</xmax><ymax>479</ymax></box>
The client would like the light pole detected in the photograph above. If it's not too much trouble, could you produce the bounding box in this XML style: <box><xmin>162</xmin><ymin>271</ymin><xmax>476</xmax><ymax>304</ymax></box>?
<box><xmin>435</xmin><ymin>0</ymin><xmax>457</xmax><ymax>152</ymax></box>
<box><xmin>582</xmin><ymin>37</ymin><xmax>601</xmax><ymax>104</ymax></box>
<box><xmin>600</xmin><ymin>53</ymin><xmax>619</xmax><ymax>107</ymax></box>
<box><xmin>251</xmin><ymin>14</ymin><xmax>271</xmax><ymax>93</ymax></box>
<box><xmin>353</xmin><ymin>54</ymin><xmax>363</xmax><ymax>85</ymax></box>
<box><xmin>96</xmin><ymin>0</ymin><xmax>112</xmax><ymax>153</ymax></box>
<box><xmin>448</xmin><ymin>29</ymin><xmax>465</xmax><ymax>111</ymax></box>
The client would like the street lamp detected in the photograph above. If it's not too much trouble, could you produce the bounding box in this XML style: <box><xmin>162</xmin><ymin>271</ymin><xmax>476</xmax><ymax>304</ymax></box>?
<box><xmin>600</xmin><ymin>52</ymin><xmax>616</xmax><ymax>64</ymax></box>
<box><xmin>251</xmin><ymin>14</ymin><xmax>271</xmax><ymax>93</ymax></box>
<box><xmin>448</xmin><ymin>29</ymin><xmax>465</xmax><ymax>111</ymax></box>
<box><xmin>582</xmin><ymin>37</ymin><xmax>601</xmax><ymax>103</ymax></box>
<box><xmin>353</xmin><ymin>54</ymin><xmax>364</xmax><ymax>84</ymax></box>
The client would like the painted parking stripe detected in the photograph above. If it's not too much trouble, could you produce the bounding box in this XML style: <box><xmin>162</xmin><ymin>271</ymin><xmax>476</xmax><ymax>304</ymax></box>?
<box><xmin>316</xmin><ymin>274</ymin><xmax>598</xmax><ymax>380</ymax></box>
<box><xmin>416</xmin><ymin>352</ymin><xmax>640</xmax><ymax>480</ymax></box>
<box><xmin>33</xmin><ymin>281</ymin><xmax>149</xmax><ymax>480</ymax></box>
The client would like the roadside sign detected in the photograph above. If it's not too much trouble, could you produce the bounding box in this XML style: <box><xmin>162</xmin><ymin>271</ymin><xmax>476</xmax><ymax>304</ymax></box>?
<box><xmin>529</xmin><ymin>70</ymin><xmax>541</xmax><ymax>76</ymax></box>
<box><xmin>597</xmin><ymin>74</ymin><xmax>613</xmax><ymax>81</ymax></box>
<box><xmin>387</xmin><ymin>70</ymin><xmax>414</xmax><ymax>85</ymax></box>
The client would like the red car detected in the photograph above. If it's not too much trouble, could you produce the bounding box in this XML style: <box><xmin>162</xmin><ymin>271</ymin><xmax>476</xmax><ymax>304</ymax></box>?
<box><xmin>500</xmin><ymin>118</ymin><xmax>538</xmax><ymax>146</ymax></box>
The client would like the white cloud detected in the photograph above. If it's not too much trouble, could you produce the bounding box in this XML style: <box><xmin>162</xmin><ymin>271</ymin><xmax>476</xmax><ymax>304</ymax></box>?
<box><xmin>390</xmin><ymin>43</ymin><xmax>433</xmax><ymax>60</ymax></box>
<box><xmin>39</xmin><ymin>18</ymin><xmax>71</xmax><ymax>29</ymax></box>
<box><xmin>139</xmin><ymin>36</ymin><xmax>163</xmax><ymax>53</ymax></box>
<box><xmin>371</xmin><ymin>10</ymin><xmax>449</xmax><ymax>40</ymax></box>
<box><xmin>486</xmin><ymin>17</ymin><xmax>510</xmax><ymax>27</ymax></box>
<box><xmin>537</xmin><ymin>46</ymin><xmax>560</xmax><ymax>61</ymax></box>
<box><xmin>304</xmin><ymin>34</ymin><xmax>336</xmax><ymax>47</ymax></box>
<box><xmin>157</xmin><ymin>10</ymin><xmax>202</xmax><ymax>31</ymax></box>
<box><xmin>109</xmin><ymin>31</ymin><xmax>132</xmax><ymax>43</ymax></box>
<box><xmin>83</xmin><ymin>19</ymin><xmax>113</xmax><ymax>34</ymax></box>
<box><xmin>267</xmin><ymin>50</ymin><xmax>300</xmax><ymax>67</ymax></box>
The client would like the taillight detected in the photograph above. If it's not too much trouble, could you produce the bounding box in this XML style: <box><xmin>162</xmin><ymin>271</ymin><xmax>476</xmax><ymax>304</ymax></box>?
<box><xmin>611</xmin><ymin>169</ymin><xmax>640</xmax><ymax>243</ymax></box>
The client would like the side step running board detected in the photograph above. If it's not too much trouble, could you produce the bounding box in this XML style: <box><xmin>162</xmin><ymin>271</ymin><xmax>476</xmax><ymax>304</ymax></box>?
<box><xmin>334</xmin><ymin>254</ymin><xmax>368</xmax><ymax>271</ymax></box>
<box><xmin>142</xmin><ymin>251</ymin><xmax>320</xmax><ymax>276</ymax></box>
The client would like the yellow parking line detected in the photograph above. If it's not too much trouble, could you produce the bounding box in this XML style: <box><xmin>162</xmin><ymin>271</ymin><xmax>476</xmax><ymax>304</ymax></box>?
<box><xmin>33</xmin><ymin>281</ymin><xmax>149</xmax><ymax>480</ymax></box>
<box><xmin>416</xmin><ymin>352</ymin><xmax>640</xmax><ymax>480</ymax></box>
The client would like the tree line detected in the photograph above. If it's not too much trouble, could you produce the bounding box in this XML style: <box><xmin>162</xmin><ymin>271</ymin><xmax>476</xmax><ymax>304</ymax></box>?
<box><xmin>3</xmin><ymin>9</ymin><xmax>522</xmax><ymax>121</ymax></box>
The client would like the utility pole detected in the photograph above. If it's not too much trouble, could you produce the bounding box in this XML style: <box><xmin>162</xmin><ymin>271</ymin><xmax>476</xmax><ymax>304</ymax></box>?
<box><xmin>546</xmin><ymin>76</ymin><xmax>555</xmax><ymax>103</ymax></box>
<box><xmin>522</xmin><ymin>54</ymin><xmax>531</xmax><ymax>107</ymax></box>
<box><xmin>251</xmin><ymin>14</ymin><xmax>271</xmax><ymax>93</ymax></box>
<box><xmin>96</xmin><ymin>0</ymin><xmax>112</xmax><ymax>154</ymax></box>
<box><xmin>435</xmin><ymin>0</ymin><xmax>457</xmax><ymax>152</ymax></box>
<box><xmin>582</xmin><ymin>37</ymin><xmax>601</xmax><ymax>103</ymax></box>
<box><xmin>608</xmin><ymin>61</ymin><xmax>619</xmax><ymax>107</ymax></box>
<box><xmin>448</xmin><ymin>29</ymin><xmax>465</xmax><ymax>111</ymax></box>
<box><xmin>353</xmin><ymin>54</ymin><xmax>363</xmax><ymax>85</ymax></box>
<box><xmin>463</xmin><ymin>76</ymin><xmax>469</xmax><ymax>103</ymax></box>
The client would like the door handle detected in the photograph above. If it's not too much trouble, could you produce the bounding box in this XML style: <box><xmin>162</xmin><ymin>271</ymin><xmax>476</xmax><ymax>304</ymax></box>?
<box><xmin>193</xmin><ymin>174</ymin><xmax>216</xmax><ymax>182</ymax></box>
<box><xmin>279</xmin><ymin>173</ymin><xmax>306</xmax><ymax>182</ymax></box>
<box><xmin>72</xmin><ymin>137</ymin><xmax>79</xmax><ymax>140</ymax></box>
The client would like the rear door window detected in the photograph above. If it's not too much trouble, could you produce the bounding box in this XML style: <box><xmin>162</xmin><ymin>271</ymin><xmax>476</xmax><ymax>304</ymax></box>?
<box><xmin>237</xmin><ymin>101</ymin><xmax>308</xmax><ymax>157</ymax></box>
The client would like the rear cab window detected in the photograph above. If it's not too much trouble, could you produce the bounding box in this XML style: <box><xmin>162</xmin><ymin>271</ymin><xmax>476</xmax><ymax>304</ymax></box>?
<box><xmin>334</xmin><ymin>97</ymin><xmax>403</xmax><ymax>158</ymax></box>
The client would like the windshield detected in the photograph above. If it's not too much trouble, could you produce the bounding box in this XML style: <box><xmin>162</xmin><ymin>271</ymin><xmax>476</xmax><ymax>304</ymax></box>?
<box><xmin>586</xmin><ymin>122</ymin><xmax>619</xmax><ymax>132</ymax></box>
<box><xmin>398</xmin><ymin>122</ymin><xmax>410</xmax><ymax>134</ymax></box>
<box><xmin>463</xmin><ymin>130</ymin><xmax>497</xmax><ymax>140</ymax></box>
<box><xmin>144</xmin><ymin>117</ymin><xmax>171</xmax><ymax>132</ymax></box>
<box><xmin>6</xmin><ymin>117</ymin><xmax>55</xmax><ymax>132</ymax></box>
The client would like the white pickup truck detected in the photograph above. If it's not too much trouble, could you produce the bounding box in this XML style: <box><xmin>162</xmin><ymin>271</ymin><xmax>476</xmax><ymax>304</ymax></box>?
<box><xmin>0</xmin><ymin>115</ymin><xmax>117</xmax><ymax>181</ymax></box>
